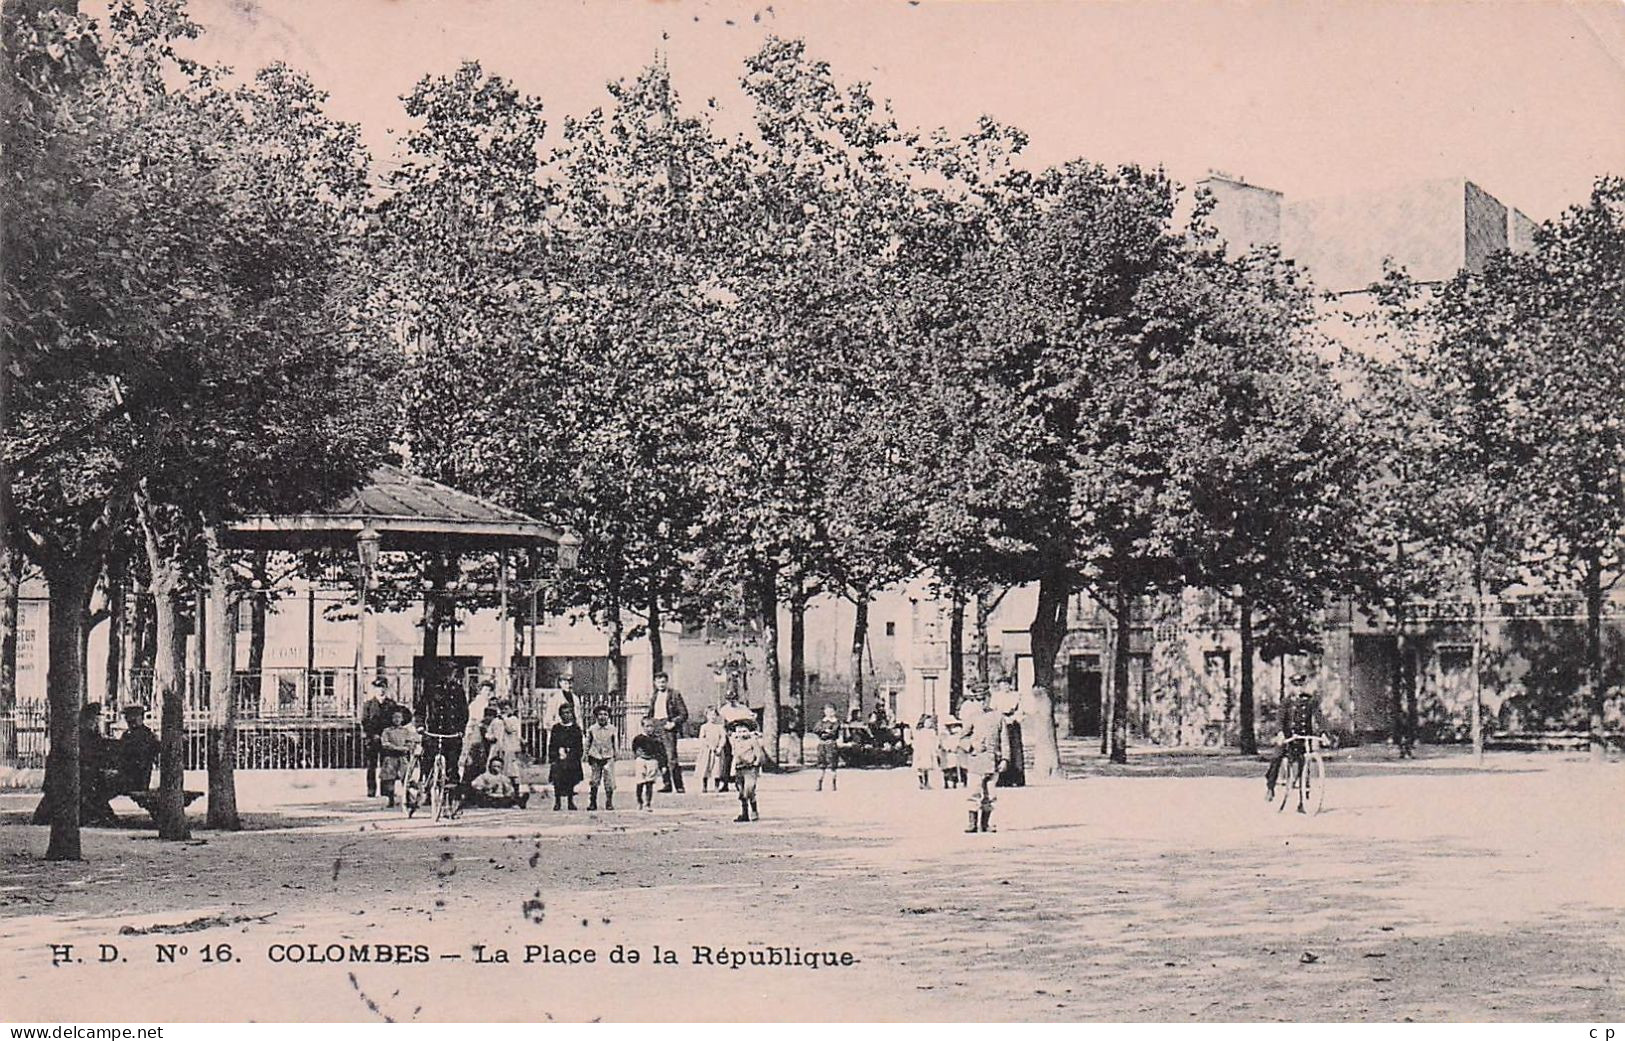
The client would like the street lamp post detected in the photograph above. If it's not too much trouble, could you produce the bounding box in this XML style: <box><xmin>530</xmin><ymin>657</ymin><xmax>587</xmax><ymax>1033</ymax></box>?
<box><xmin>355</xmin><ymin>522</ymin><xmax>381</xmax><ymax>702</ymax></box>
<box><xmin>519</xmin><ymin>532</ymin><xmax>582</xmax><ymax>698</ymax></box>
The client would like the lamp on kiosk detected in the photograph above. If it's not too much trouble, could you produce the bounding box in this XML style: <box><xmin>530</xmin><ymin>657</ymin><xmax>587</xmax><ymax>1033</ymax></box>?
<box><xmin>355</xmin><ymin>521</ymin><xmax>382</xmax><ymax>588</ymax></box>
<box><xmin>556</xmin><ymin>531</ymin><xmax>582</xmax><ymax>574</ymax></box>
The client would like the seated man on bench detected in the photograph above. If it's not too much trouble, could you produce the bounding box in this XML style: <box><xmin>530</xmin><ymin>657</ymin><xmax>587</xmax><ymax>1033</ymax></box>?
<box><xmin>115</xmin><ymin>704</ymin><xmax>161</xmax><ymax>795</ymax></box>
<box><xmin>113</xmin><ymin>704</ymin><xmax>201</xmax><ymax>825</ymax></box>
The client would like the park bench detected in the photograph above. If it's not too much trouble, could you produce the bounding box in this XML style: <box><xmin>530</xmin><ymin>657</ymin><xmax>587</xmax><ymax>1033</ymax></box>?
<box><xmin>119</xmin><ymin>789</ymin><xmax>204</xmax><ymax>827</ymax></box>
<box><xmin>1485</xmin><ymin>730</ymin><xmax>1623</xmax><ymax>752</ymax></box>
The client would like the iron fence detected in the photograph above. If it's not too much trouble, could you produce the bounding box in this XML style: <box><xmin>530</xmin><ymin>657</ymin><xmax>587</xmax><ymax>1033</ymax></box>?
<box><xmin>1</xmin><ymin>700</ymin><xmax>48</xmax><ymax>769</ymax></box>
<box><xmin>4</xmin><ymin>666</ymin><xmax>645</xmax><ymax>770</ymax></box>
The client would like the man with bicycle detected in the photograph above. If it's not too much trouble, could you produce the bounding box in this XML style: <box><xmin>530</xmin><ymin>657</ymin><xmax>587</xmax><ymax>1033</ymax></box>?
<box><xmin>1265</xmin><ymin>672</ymin><xmax>1325</xmax><ymax>801</ymax></box>
<box><xmin>420</xmin><ymin>673</ymin><xmax>470</xmax><ymax>799</ymax></box>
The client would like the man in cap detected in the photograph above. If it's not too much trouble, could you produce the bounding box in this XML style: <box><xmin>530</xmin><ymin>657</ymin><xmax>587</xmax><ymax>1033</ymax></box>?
<box><xmin>115</xmin><ymin>704</ymin><xmax>161</xmax><ymax>795</ymax></box>
<box><xmin>541</xmin><ymin>672</ymin><xmax>580</xmax><ymax>762</ymax></box>
<box><xmin>360</xmin><ymin>676</ymin><xmax>397</xmax><ymax>797</ymax></box>
<box><xmin>957</xmin><ymin>685</ymin><xmax>1004</xmax><ymax>834</ymax></box>
<box><xmin>1265</xmin><ymin>672</ymin><xmax>1325</xmax><ymax>801</ymax></box>
<box><xmin>77</xmin><ymin>704</ymin><xmax>117</xmax><ymax>824</ymax></box>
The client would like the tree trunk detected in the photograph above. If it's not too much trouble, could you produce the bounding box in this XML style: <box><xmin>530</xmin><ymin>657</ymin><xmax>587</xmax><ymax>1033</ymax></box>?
<box><xmin>131</xmin><ymin>591</ymin><xmax>155</xmax><ymax>682</ymax></box>
<box><xmin>605</xmin><ymin>599</ymin><xmax>625</xmax><ymax>699</ymax></box>
<box><xmin>758</xmin><ymin>568</ymin><xmax>780</xmax><ymax>766</ymax></box>
<box><xmin>39</xmin><ymin>555</ymin><xmax>97</xmax><ymax>860</ymax></box>
<box><xmin>247</xmin><ymin>552</ymin><xmax>268</xmax><ymax>676</ymax></box>
<box><xmin>1391</xmin><ymin>624</ymin><xmax>1408</xmax><ymax>751</ymax></box>
<box><xmin>421</xmin><ymin>552</ymin><xmax>455</xmax><ymax>662</ymax></box>
<box><xmin>789</xmin><ymin>582</ymin><xmax>807</xmax><ymax>765</ymax></box>
<box><xmin>973</xmin><ymin>590</ymin><xmax>992</xmax><ymax>701</ymax></box>
<box><xmin>848</xmin><ymin>591</ymin><xmax>868</xmax><ymax>714</ymax></box>
<box><xmin>1471</xmin><ymin>572</ymin><xmax>1485</xmax><ymax>763</ymax></box>
<box><xmin>151</xmin><ymin>581</ymin><xmax>189</xmax><ymax>840</ymax></box>
<box><xmin>1238</xmin><ymin>594</ymin><xmax>1257</xmax><ymax>756</ymax></box>
<box><xmin>1028</xmin><ymin>565</ymin><xmax>1068</xmax><ymax>779</ymax></box>
<box><xmin>0</xmin><ymin>545</ymin><xmax>21</xmax><ymax>762</ymax></box>
<box><xmin>0</xmin><ymin>343</ymin><xmax>17</xmax><ymax>763</ymax></box>
<box><xmin>1404</xmin><ymin>639</ymin><xmax>1419</xmax><ymax>750</ymax></box>
<box><xmin>1583</xmin><ymin>551</ymin><xmax>1606</xmax><ymax>763</ymax></box>
<box><xmin>204</xmin><ymin>530</ymin><xmax>240</xmax><ymax>830</ymax></box>
<box><xmin>948</xmin><ymin>588</ymin><xmax>966</xmax><ymax>717</ymax></box>
<box><xmin>1109</xmin><ymin>583</ymin><xmax>1132</xmax><ymax>764</ymax></box>
<box><xmin>647</xmin><ymin>590</ymin><xmax>664</xmax><ymax>681</ymax></box>
<box><xmin>139</xmin><ymin>512</ymin><xmax>191</xmax><ymax>842</ymax></box>
<box><xmin>104</xmin><ymin>550</ymin><xmax>126</xmax><ymax>709</ymax></box>
<box><xmin>1100</xmin><ymin>619</ymin><xmax>1114</xmax><ymax>757</ymax></box>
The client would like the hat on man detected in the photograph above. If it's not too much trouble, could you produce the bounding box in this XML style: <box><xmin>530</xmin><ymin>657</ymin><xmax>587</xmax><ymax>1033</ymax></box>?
<box><xmin>121</xmin><ymin>704</ymin><xmax>149</xmax><ymax>719</ymax></box>
<box><xmin>371</xmin><ymin>676</ymin><xmax>391</xmax><ymax>690</ymax></box>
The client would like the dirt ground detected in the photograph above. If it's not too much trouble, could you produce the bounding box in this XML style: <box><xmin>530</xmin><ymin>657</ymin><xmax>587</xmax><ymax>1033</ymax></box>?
<box><xmin>1</xmin><ymin>744</ymin><xmax>1621</xmax><ymax>1023</ymax></box>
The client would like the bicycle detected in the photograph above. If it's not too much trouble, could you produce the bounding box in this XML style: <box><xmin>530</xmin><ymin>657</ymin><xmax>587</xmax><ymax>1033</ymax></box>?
<box><xmin>1277</xmin><ymin>734</ymin><xmax>1327</xmax><ymax>815</ymax></box>
<box><xmin>420</xmin><ymin>730</ymin><xmax>462</xmax><ymax>822</ymax></box>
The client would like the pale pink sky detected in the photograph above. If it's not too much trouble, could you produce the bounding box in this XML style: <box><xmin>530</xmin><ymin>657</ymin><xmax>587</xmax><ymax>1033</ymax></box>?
<box><xmin>173</xmin><ymin>0</ymin><xmax>1625</xmax><ymax>221</ymax></box>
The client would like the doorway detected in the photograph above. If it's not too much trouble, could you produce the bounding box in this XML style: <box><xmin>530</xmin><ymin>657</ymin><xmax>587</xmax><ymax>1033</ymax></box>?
<box><xmin>1067</xmin><ymin>654</ymin><xmax>1103</xmax><ymax>737</ymax></box>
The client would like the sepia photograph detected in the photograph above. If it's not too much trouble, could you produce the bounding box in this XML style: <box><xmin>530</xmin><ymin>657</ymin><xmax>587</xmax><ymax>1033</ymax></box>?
<box><xmin>1</xmin><ymin>0</ymin><xmax>1622</xmax><ymax>1027</ymax></box>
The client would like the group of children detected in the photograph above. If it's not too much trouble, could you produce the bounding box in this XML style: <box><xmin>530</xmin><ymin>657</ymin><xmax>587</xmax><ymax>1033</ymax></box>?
<box><xmin>377</xmin><ymin>697</ymin><xmax>770</xmax><ymax>823</ymax></box>
<box><xmin>631</xmin><ymin>709</ymin><xmax>766</xmax><ymax>821</ymax></box>
<box><xmin>908</xmin><ymin>714</ymin><xmax>971</xmax><ymax>789</ymax></box>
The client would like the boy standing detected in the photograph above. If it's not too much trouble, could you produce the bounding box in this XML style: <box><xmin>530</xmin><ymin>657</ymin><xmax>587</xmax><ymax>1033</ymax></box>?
<box><xmin>728</xmin><ymin>718</ymin><xmax>764</xmax><ymax>823</ymax></box>
<box><xmin>585</xmin><ymin>705</ymin><xmax>619</xmax><ymax>810</ymax></box>
<box><xmin>631</xmin><ymin>716</ymin><xmax>665</xmax><ymax>811</ymax></box>
<box><xmin>813</xmin><ymin>703</ymin><xmax>842</xmax><ymax>792</ymax></box>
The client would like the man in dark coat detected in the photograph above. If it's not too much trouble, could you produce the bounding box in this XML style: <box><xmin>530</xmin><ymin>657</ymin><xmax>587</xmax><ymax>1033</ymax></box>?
<box><xmin>420</xmin><ymin>676</ymin><xmax>469</xmax><ymax>790</ymax></box>
<box><xmin>1265</xmin><ymin>673</ymin><xmax>1325</xmax><ymax>799</ymax></box>
<box><xmin>360</xmin><ymin>677</ymin><xmax>397</xmax><ymax>797</ymax></box>
<box><xmin>78</xmin><ymin>704</ymin><xmax>118</xmax><ymax>825</ymax></box>
<box><xmin>650</xmin><ymin>671</ymin><xmax>688</xmax><ymax>793</ymax></box>
<box><xmin>115</xmin><ymin>704</ymin><xmax>161</xmax><ymax>795</ymax></box>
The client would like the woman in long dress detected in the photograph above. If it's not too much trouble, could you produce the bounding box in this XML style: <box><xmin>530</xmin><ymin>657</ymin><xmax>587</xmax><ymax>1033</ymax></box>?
<box><xmin>548</xmin><ymin>703</ymin><xmax>585</xmax><ymax>810</ymax></box>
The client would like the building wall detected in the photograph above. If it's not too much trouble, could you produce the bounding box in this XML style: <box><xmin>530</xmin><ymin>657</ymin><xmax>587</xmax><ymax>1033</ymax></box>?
<box><xmin>1197</xmin><ymin>174</ymin><xmax>1283</xmax><ymax>256</ymax></box>
<box><xmin>1281</xmin><ymin>178</ymin><xmax>1470</xmax><ymax>293</ymax></box>
<box><xmin>1463</xmin><ymin>180</ymin><xmax>1510</xmax><ymax>273</ymax></box>
<box><xmin>1508</xmin><ymin>207</ymin><xmax>1539</xmax><ymax>254</ymax></box>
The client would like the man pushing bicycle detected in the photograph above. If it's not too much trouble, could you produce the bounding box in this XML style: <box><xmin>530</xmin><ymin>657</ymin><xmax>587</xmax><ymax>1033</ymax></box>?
<box><xmin>1265</xmin><ymin>672</ymin><xmax>1325</xmax><ymax>801</ymax></box>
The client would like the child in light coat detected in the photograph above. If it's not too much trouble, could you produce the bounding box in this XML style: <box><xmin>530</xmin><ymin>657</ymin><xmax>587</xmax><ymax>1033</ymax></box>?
<box><xmin>912</xmin><ymin>715</ymin><xmax>940</xmax><ymax>789</ymax></box>
<box><xmin>939</xmin><ymin>718</ymin><xmax>963</xmax><ymax>788</ymax></box>
<box><xmin>695</xmin><ymin>706</ymin><xmax>727</xmax><ymax>793</ymax></box>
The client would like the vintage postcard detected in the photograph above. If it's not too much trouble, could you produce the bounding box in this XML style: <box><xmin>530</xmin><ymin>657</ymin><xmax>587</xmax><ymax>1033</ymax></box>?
<box><xmin>2</xmin><ymin>0</ymin><xmax>1622</xmax><ymax>1027</ymax></box>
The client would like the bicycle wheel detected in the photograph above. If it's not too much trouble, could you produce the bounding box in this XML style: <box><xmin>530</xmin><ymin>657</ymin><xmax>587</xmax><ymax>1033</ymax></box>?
<box><xmin>1305</xmin><ymin>752</ymin><xmax>1326</xmax><ymax>815</ymax></box>
<box><xmin>1276</xmin><ymin>755</ymin><xmax>1297</xmax><ymax>813</ymax></box>
<box><xmin>430</xmin><ymin>755</ymin><xmax>448</xmax><ymax>821</ymax></box>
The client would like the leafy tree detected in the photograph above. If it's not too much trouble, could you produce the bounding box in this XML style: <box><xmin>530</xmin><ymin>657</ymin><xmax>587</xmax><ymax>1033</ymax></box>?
<box><xmin>889</xmin><ymin>119</ymin><xmax>1049</xmax><ymax>742</ymax></box>
<box><xmin>547</xmin><ymin>61</ymin><xmax>727</xmax><ymax>697</ymax></box>
<box><xmin>4</xmin><ymin>2</ymin><xmax>389</xmax><ymax>852</ymax></box>
<box><xmin>982</xmin><ymin>163</ymin><xmax>1193</xmax><ymax>765</ymax></box>
<box><xmin>1363</xmin><ymin>258</ymin><xmax>1543</xmax><ymax>757</ymax></box>
<box><xmin>1161</xmin><ymin>247</ymin><xmax>1369</xmax><ymax>755</ymax></box>
<box><xmin>1513</xmin><ymin>178</ymin><xmax>1625</xmax><ymax>760</ymax></box>
<box><xmin>696</xmin><ymin>38</ymin><xmax>920</xmax><ymax>752</ymax></box>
